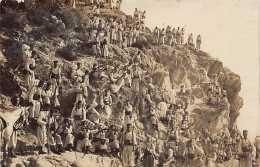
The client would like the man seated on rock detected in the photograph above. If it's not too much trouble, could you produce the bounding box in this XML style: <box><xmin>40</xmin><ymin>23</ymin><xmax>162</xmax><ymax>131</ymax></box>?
<box><xmin>184</xmin><ymin>139</ymin><xmax>205</xmax><ymax>167</ymax></box>
<box><xmin>107</xmin><ymin>131</ymin><xmax>120</xmax><ymax>156</ymax></box>
<box><xmin>64</xmin><ymin>118</ymin><xmax>74</xmax><ymax>151</ymax></box>
<box><xmin>48</xmin><ymin>131</ymin><xmax>60</xmax><ymax>154</ymax></box>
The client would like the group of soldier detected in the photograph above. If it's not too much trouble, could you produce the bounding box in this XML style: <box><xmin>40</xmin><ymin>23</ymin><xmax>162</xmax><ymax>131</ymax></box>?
<box><xmin>0</xmin><ymin>1</ymin><xmax>258</xmax><ymax>167</ymax></box>
<box><xmin>153</xmin><ymin>26</ymin><xmax>202</xmax><ymax>50</ymax></box>
<box><xmin>207</xmin><ymin>74</ymin><xmax>228</xmax><ymax>106</ymax></box>
<box><xmin>1</xmin><ymin>41</ymin><xmax>256</xmax><ymax>167</ymax></box>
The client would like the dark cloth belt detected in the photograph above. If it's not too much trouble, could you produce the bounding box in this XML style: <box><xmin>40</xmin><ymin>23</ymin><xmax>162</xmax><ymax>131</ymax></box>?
<box><xmin>124</xmin><ymin>140</ymin><xmax>133</xmax><ymax>145</ymax></box>
<box><xmin>187</xmin><ymin>153</ymin><xmax>195</xmax><ymax>159</ymax></box>
<box><xmin>33</xmin><ymin>94</ymin><xmax>41</xmax><ymax>100</ymax></box>
<box><xmin>125</xmin><ymin>111</ymin><xmax>131</xmax><ymax>115</ymax></box>
<box><xmin>51</xmin><ymin>73</ymin><xmax>59</xmax><ymax>79</ymax></box>
<box><xmin>104</xmin><ymin>101</ymin><xmax>110</xmax><ymax>105</ymax></box>
<box><xmin>242</xmin><ymin>147</ymin><xmax>252</xmax><ymax>152</ymax></box>
<box><xmin>74</xmin><ymin>115</ymin><xmax>83</xmax><ymax>120</ymax></box>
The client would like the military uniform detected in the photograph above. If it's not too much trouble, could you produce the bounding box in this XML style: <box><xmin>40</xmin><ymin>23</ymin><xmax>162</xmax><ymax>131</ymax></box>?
<box><xmin>37</xmin><ymin>109</ymin><xmax>50</xmax><ymax>154</ymax></box>
<box><xmin>29</xmin><ymin>84</ymin><xmax>42</xmax><ymax>119</ymax></box>
<box><xmin>121</xmin><ymin>127</ymin><xmax>136</xmax><ymax>167</ymax></box>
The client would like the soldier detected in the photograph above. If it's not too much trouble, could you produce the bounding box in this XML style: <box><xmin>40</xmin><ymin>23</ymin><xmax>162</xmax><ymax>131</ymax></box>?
<box><xmin>159</xmin><ymin>28</ymin><xmax>166</xmax><ymax>45</ymax></box>
<box><xmin>172</xmin><ymin>28</ymin><xmax>176</xmax><ymax>46</ymax></box>
<box><xmin>71</xmin><ymin>101</ymin><xmax>87</xmax><ymax>131</ymax></box>
<box><xmin>239</xmin><ymin>130</ymin><xmax>253</xmax><ymax>167</ymax></box>
<box><xmin>83</xmin><ymin>130</ymin><xmax>91</xmax><ymax>153</ymax></box>
<box><xmin>255</xmin><ymin>135</ymin><xmax>260</xmax><ymax>166</ymax></box>
<box><xmin>184</xmin><ymin>139</ymin><xmax>204</xmax><ymax>167</ymax></box>
<box><xmin>176</xmin><ymin>27</ymin><xmax>181</xmax><ymax>44</ymax></box>
<box><xmin>64</xmin><ymin>119</ymin><xmax>74</xmax><ymax>151</ymax></box>
<box><xmin>50</xmin><ymin>60</ymin><xmax>61</xmax><ymax>96</ymax></box>
<box><xmin>37</xmin><ymin>103</ymin><xmax>51</xmax><ymax>154</ymax></box>
<box><xmin>90</xmin><ymin>30</ymin><xmax>98</xmax><ymax>57</ymax></box>
<box><xmin>22</xmin><ymin>44</ymin><xmax>30</xmax><ymax>62</ymax></box>
<box><xmin>196</xmin><ymin>35</ymin><xmax>202</xmax><ymax>50</ymax></box>
<box><xmin>108</xmin><ymin>131</ymin><xmax>120</xmax><ymax>156</ymax></box>
<box><xmin>143</xmin><ymin>138</ymin><xmax>157</xmax><ymax>167</ymax></box>
<box><xmin>158</xmin><ymin>97</ymin><xmax>168</xmax><ymax>123</ymax></box>
<box><xmin>103</xmin><ymin>89</ymin><xmax>112</xmax><ymax>118</ymax></box>
<box><xmin>24</xmin><ymin>51</ymin><xmax>36</xmax><ymax>90</ymax></box>
<box><xmin>153</xmin><ymin>27</ymin><xmax>160</xmax><ymax>44</ymax></box>
<box><xmin>131</xmin><ymin>65</ymin><xmax>141</xmax><ymax>93</ymax></box>
<box><xmin>207</xmin><ymin>83</ymin><xmax>213</xmax><ymax>102</ymax></box>
<box><xmin>123</xmin><ymin>100</ymin><xmax>133</xmax><ymax>129</ymax></box>
<box><xmin>150</xmin><ymin>108</ymin><xmax>159</xmax><ymax>139</ymax></box>
<box><xmin>171</xmin><ymin>85</ymin><xmax>177</xmax><ymax>106</ymax></box>
<box><xmin>28</xmin><ymin>80</ymin><xmax>44</xmax><ymax>123</ymax></box>
<box><xmin>187</xmin><ymin>33</ymin><xmax>193</xmax><ymax>45</ymax></box>
<box><xmin>73</xmin><ymin>62</ymin><xmax>84</xmax><ymax>84</ymax></box>
<box><xmin>4</xmin><ymin>96</ymin><xmax>27</xmax><ymax>158</ymax></box>
<box><xmin>42</xmin><ymin>82</ymin><xmax>53</xmax><ymax>106</ymax></box>
<box><xmin>48</xmin><ymin>131</ymin><xmax>60</xmax><ymax>154</ymax></box>
<box><xmin>180</xmin><ymin>28</ymin><xmax>185</xmax><ymax>44</ymax></box>
<box><xmin>116</xmin><ymin>0</ymin><xmax>122</xmax><ymax>10</ymax></box>
<box><xmin>121</xmin><ymin>123</ymin><xmax>136</xmax><ymax>167</ymax></box>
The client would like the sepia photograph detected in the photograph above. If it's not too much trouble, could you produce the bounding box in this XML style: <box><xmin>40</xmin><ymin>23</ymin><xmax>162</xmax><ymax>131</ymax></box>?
<box><xmin>0</xmin><ymin>0</ymin><xmax>259</xmax><ymax>166</ymax></box>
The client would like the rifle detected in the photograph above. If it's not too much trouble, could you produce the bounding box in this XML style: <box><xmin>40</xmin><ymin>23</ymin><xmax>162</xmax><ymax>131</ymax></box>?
<box><xmin>181</xmin><ymin>122</ymin><xmax>194</xmax><ymax>134</ymax></box>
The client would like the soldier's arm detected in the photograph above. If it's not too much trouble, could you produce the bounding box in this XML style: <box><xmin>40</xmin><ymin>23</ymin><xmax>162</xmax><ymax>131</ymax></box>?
<box><xmin>29</xmin><ymin>87</ymin><xmax>36</xmax><ymax>102</ymax></box>
<box><xmin>37</xmin><ymin>112</ymin><xmax>47</xmax><ymax>126</ymax></box>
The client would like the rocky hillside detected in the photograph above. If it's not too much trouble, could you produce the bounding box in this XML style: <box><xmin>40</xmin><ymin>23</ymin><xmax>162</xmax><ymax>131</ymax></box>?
<box><xmin>0</xmin><ymin>1</ymin><xmax>243</xmax><ymax>167</ymax></box>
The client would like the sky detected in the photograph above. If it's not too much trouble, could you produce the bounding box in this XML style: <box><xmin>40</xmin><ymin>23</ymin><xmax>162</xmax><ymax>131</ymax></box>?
<box><xmin>121</xmin><ymin>0</ymin><xmax>260</xmax><ymax>140</ymax></box>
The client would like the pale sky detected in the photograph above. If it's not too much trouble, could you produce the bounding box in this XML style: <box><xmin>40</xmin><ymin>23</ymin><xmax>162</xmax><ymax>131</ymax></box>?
<box><xmin>122</xmin><ymin>0</ymin><xmax>260</xmax><ymax>140</ymax></box>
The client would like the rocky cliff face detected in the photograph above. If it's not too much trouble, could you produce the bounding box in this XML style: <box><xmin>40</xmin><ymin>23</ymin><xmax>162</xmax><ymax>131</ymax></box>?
<box><xmin>0</xmin><ymin>2</ymin><xmax>243</xmax><ymax>166</ymax></box>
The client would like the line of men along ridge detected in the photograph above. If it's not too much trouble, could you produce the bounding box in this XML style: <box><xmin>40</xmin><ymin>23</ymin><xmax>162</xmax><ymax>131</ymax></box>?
<box><xmin>1</xmin><ymin>1</ymin><xmax>258</xmax><ymax>167</ymax></box>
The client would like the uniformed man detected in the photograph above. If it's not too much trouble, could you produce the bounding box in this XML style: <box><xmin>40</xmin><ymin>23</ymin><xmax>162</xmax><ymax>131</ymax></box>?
<box><xmin>24</xmin><ymin>51</ymin><xmax>36</xmax><ymax>90</ymax></box>
<box><xmin>187</xmin><ymin>33</ymin><xmax>193</xmax><ymax>45</ymax></box>
<box><xmin>184</xmin><ymin>139</ymin><xmax>204</xmax><ymax>167</ymax></box>
<box><xmin>158</xmin><ymin>98</ymin><xmax>167</xmax><ymax>124</ymax></box>
<box><xmin>180</xmin><ymin>28</ymin><xmax>185</xmax><ymax>44</ymax></box>
<box><xmin>123</xmin><ymin>100</ymin><xmax>133</xmax><ymax>129</ymax></box>
<box><xmin>4</xmin><ymin>96</ymin><xmax>26</xmax><ymax>158</ymax></box>
<box><xmin>41</xmin><ymin>82</ymin><xmax>53</xmax><ymax>106</ymax></box>
<box><xmin>239</xmin><ymin>130</ymin><xmax>253</xmax><ymax>167</ymax></box>
<box><xmin>71</xmin><ymin>101</ymin><xmax>87</xmax><ymax>131</ymax></box>
<box><xmin>28</xmin><ymin>80</ymin><xmax>44</xmax><ymax>123</ymax></box>
<box><xmin>50</xmin><ymin>60</ymin><xmax>61</xmax><ymax>96</ymax></box>
<box><xmin>196</xmin><ymin>35</ymin><xmax>202</xmax><ymax>50</ymax></box>
<box><xmin>172</xmin><ymin>28</ymin><xmax>176</xmax><ymax>45</ymax></box>
<box><xmin>176</xmin><ymin>27</ymin><xmax>181</xmax><ymax>44</ymax></box>
<box><xmin>255</xmin><ymin>135</ymin><xmax>260</xmax><ymax>166</ymax></box>
<box><xmin>64</xmin><ymin>119</ymin><xmax>74</xmax><ymax>151</ymax></box>
<box><xmin>103</xmin><ymin>89</ymin><xmax>112</xmax><ymax>118</ymax></box>
<box><xmin>121</xmin><ymin>123</ymin><xmax>136</xmax><ymax>167</ymax></box>
<box><xmin>207</xmin><ymin>83</ymin><xmax>213</xmax><ymax>102</ymax></box>
<box><xmin>159</xmin><ymin>28</ymin><xmax>166</xmax><ymax>45</ymax></box>
<box><xmin>73</xmin><ymin>62</ymin><xmax>84</xmax><ymax>84</ymax></box>
<box><xmin>37</xmin><ymin>103</ymin><xmax>51</xmax><ymax>154</ymax></box>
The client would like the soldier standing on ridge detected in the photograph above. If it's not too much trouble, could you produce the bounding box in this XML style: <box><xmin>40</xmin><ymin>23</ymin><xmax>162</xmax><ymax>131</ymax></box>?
<box><xmin>121</xmin><ymin>123</ymin><xmax>137</xmax><ymax>167</ymax></box>
<box><xmin>196</xmin><ymin>34</ymin><xmax>202</xmax><ymax>50</ymax></box>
